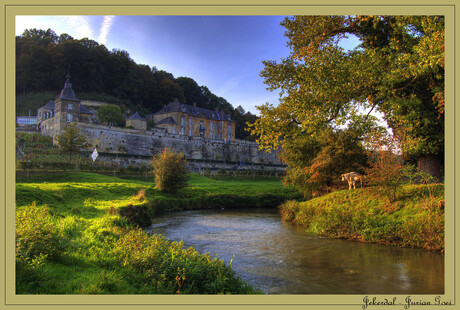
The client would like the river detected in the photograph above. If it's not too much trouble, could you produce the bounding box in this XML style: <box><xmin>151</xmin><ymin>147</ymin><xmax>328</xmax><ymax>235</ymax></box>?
<box><xmin>146</xmin><ymin>209</ymin><xmax>444</xmax><ymax>294</ymax></box>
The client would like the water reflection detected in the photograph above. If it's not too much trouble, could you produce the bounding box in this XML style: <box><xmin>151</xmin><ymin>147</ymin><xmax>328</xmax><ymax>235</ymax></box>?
<box><xmin>146</xmin><ymin>209</ymin><xmax>444</xmax><ymax>294</ymax></box>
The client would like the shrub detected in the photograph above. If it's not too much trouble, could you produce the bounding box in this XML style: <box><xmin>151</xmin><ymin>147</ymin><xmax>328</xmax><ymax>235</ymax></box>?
<box><xmin>151</xmin><ymin>148</ymin><xmax>189</xmax><ymax>194</ymax></box>
<box><xmin>16</xmin><ymin>203</ymin><xmax>68</xmax><ymax>263</ymax></box>
<box><xmin>364</xmin><ymin>132</ymin><xmax>405</xmax><ymax>203</ymax></box>
<box><xmin>112</xmin><ymin>229</ymin><xmax>259</xmax><ymax>294</ymax></box>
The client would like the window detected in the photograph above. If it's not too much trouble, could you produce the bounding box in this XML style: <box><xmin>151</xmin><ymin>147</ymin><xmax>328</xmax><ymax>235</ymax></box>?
<box><xmin>228</xmin><ymin>124</ymin><xmax>232</xmax><ymax>142</ymax></box>
<box><xmin>180</xmin><ymin>117</ymin><xmax>185</xmax><ymax>135</ymax></box>
<box><xmin>67</xmin><ymin>113</ymin><xmax>73</xmax><ymax>122</ymax></box>
<box><xmin>199</xmin><ymin>121</ymin><xmax>205</xmax><ymax>137</ymax></box>
<box><xmin>172</xmin><ymin>127</ymin><xmax>176</xmax><ymax>134</ymax></box>
<box><xmin>189</xmin><ymin>129</ymin><xmax>192</xmax><ymax>136</ymax></box>
<box><xmin>210</xmin><ymin>122</ymin><xmax>213</xmax><ymax>131</ymax></box>
<box><xmin>68</xmin><ymin>103</ymin><xmax>73</xmax><ymax>111</ymax></box>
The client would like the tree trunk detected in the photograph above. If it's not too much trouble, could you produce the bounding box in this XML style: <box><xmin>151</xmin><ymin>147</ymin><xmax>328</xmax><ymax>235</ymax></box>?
<box><xmin>417</xmin><ymin>154</ymin><xmax>442</xmax><ymax>182</ymax></box>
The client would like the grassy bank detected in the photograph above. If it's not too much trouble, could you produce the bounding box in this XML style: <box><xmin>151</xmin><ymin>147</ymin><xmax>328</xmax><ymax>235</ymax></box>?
<box><xmin>280</xmin><ymin>184</ymin><xmax>444</xmax><ymax>252</ymax></box>
<box><xmin>16</xmin><ymin>172</ymin><xmax>300</xmax><ymax>294</ymax></box>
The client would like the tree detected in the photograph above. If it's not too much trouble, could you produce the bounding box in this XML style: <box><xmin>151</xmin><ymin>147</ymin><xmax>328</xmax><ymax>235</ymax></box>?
<box><xmin>281</xmin><ymin>126</ymin><xmax>369</xmax><ymax>198</ymax></box>
<box><xmin>97</xmin><ymin>104</ymin><xmax>125</xmax><ymax>126</ymax></box>
<box><xmin>364</xmin><ymin>130</ymin><xmax>406</xmax><ymax>203</ymax></box>
<box><xmin>151</xmin><ymin>148</ymin><xmax>189</xmax><ymax>194</ymax></box>
<box><xmin>56</xmin><ymin>123</ymin><xmax>89</xmax><ymax>161</ymax></box>
<box><xmin>232</xmin><ymin>105</ymin><xmax>258</xmax><ymax>141</ymax></box>
<box><xmin>251</xmin><ymin>16</ymin><xmax>444</xmax><ymax>180</ymax></box>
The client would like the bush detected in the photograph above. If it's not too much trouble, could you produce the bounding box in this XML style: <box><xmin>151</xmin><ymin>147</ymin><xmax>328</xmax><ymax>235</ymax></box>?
<box><xmin>16</xmin><ymin>203</ymin><xmax>68</xmax><ymax>263</ymax></box>
<box><xmin>151</xmin><ymin>148</ymin><xmax>189</xmax><ymax>194</ymax></box>
<box><xmin>364</xmin><ymin>132</ymin><xmax>405</xmax><ymax>202</ymax></box>
<box><xmin>112</xmin><ymin>228</ymin><xmax>259</xmax><ymax>294</ymax></box>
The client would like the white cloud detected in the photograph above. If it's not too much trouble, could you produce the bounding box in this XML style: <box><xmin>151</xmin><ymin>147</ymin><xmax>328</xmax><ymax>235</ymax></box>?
<box><xmin>15</xmin><ymin>16</ymin><xmax>95</xmax><ymax>40</ymax></box>
<box><xmin>98</xmin><ymin>16</ymin><xmax>115</xmax><ymax>45</ymax></box>
<box><xmin>61</xmin><ymin>16</ymin><xmax>94</xmax><ymax>39</ymax></box>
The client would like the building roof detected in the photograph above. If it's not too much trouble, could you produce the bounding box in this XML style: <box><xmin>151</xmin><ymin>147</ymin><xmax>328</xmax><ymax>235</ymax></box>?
<box><xmin>154</xmin><ymin>98</ymin><xmax>233</xmax><ymax>122</ymax></box>
<box><xmin>156</xmin><ymin>116</ymin><xmax>177</xmax><ymax>125</ymax></box>
<box><xmin>57</xmin><ymin>73</ymin><xmax>80</xmax><ymax>101</ymax></box>
<box><xmin>38</xmin><ymin>101</ymin><xmax>91</xmax><ymax>115</ymax></box>
<box><xmin>128</xmin><ymin>112</ymin><xmax>145</xmax><ymax>120</ymax></box>
<box><xmin>42</xmin><ymin>100</ymin><xmax>55</xmax><ymax>110</ymax></box>
<box><xmin>79</xmin><ymin>104</ymin><xmax>91</xmax><ymax>114</ymax></box>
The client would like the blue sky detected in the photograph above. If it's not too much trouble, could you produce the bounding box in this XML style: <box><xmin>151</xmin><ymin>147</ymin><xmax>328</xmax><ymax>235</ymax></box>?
<box><xmin>16</xmin><ymin>15</ymin><xmax>297</xmax><ymax>115</ymax></box>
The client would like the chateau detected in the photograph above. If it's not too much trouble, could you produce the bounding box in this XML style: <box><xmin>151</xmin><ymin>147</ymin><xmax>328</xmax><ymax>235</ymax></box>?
<box><xmin>35</xmin><ymin>75</ymin><xmax>283</xmax><ymax>169</ymax></box>
<box><xmin>153</xmin><ymin>99</ymin><xmax>235</xmax><ymax>143</ymax></box>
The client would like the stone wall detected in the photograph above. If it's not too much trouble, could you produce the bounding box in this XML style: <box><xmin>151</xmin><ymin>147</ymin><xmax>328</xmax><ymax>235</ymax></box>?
<box><xmin>75</xmin><ymin>122</ymin><xmax>282</xmax><ymax>166</ymax></box>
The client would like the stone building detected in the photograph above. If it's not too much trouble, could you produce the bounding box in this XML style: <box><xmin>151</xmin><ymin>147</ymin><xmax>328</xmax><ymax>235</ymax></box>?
<box><xmin>126</xmin><ymin>112</ymin><xmax>147</xmax><ymax>130</ymax></box>
<box><xmin>152</xmin><ymin>99</ymin><xmax>235</xmax><ymax>143</ymax></box>
<box><xmin>37</xmin><ymin>73</ymin><xmax>92</xmax><ymax>140</ymax></box>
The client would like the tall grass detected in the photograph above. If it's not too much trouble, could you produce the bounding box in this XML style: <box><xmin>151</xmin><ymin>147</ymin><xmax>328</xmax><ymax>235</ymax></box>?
<box><xmin>279</xmin><ymin>184</ymin><xmax>445</xmax><ymax>252</ymax></box>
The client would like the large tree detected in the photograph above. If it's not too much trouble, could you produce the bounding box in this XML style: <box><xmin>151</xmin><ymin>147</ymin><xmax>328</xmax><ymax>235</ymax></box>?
<box><xmin>251</xmin><ymin>15</ymin><xmax>444</xmax><ymax>180</ymax></box>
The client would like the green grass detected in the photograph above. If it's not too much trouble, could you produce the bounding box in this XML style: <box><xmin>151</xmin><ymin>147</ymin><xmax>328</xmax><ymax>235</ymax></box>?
<box><xmin>279</xmin><ymin>184</ymin><xmax>445</xmax><ymax>252</ymax></box>
<box><xmin>16</xmin><ymin>171</ymin><xmax>297</xmax><ymax>294</ymax></box>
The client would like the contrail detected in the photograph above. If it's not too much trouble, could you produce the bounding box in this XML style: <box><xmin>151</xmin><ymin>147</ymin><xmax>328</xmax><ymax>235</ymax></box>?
<box><xmin>99</xmin><ymin>16</ymin><xmax>115</xmax><ymax>45</ymax></box>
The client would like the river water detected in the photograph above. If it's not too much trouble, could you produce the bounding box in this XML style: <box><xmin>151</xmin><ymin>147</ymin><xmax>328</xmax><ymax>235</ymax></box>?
<box><xmin>146</xmin><ymin>209</ymin><xmax>444</xmax><ymax>294</ymax></box>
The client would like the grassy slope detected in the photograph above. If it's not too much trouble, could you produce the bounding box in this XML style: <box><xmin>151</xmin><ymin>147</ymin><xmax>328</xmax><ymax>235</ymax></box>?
<box><xmin>280</xmin><ymin>184</ymin><xmax>445</xmax><ymax>252</ymax></box>
<box><xmin>15</xmin><ymin>172</ymin><xmax>297</xmax><ymax>294</ymax></box>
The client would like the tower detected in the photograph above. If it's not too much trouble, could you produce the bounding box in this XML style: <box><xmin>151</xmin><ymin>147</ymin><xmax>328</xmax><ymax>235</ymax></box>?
<box><xmin>53</xmin><ymin>73</ymin><xmax>81</xmax><ymax>133</ymax></box>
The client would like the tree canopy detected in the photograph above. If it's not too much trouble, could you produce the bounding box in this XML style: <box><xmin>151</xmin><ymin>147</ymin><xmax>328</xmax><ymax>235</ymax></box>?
<box><xmin>250</xmin><ymin>15</ymin><xmax>444</xmax><ymax>178</ymax></box>
<box><xmin>96</xmin><ymin>104</ymin><xmax>125</xmax><ymax>127</ymax></box>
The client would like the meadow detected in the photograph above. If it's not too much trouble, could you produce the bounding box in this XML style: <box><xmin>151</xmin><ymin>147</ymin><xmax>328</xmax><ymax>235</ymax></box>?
<box><xmin>16</xmin><ymin>172</ymin><xmax>300</xmax><ymax>294</ymax></box>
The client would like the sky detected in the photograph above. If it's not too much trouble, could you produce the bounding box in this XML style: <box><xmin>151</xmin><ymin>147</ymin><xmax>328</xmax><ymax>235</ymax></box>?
<box><xmin>16</xmin><ymin>15</ymin><xmax>298</xmax><ymax>115</ymax></box>
<box><xmin>16</xmin><ymin>15</ymin><xmax>364</xmax><ymax>117</ymax></box>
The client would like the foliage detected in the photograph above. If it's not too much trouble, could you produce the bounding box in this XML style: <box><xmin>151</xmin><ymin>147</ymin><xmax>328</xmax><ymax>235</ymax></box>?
<box><xmin>16</xmin><ymin>203</ymin><xmax>68</xmax><ymax>263</ymax></box>
<box><xmin>364</xmin><ymin>130</ymin><xmax>405</xmax><ymax>202</ymax></box>
<box><xmin>96</xmin><ymin>104</ymin><xmax>125</xmax><ymax>126</ymax></box>
<box><xmin>55</xmin><ymin>123</ymin><xmax>90</xmax><ymax>160</ymax></box>
<box><xmin>151</xmin><ymin>148</ymin><xmax>189</xmax><ymax>194</ymax></box>
<box><xmin>280</xmin><ymin>126</ymin><xmax>369</xmax><ymax>198</ymax></box>
<box><xmin>251</xmin><ymin>15</ymin><xmax>444</xmax><ymax>179</ymax></box>
<box><xmin>305</xmin><ymin>128</ymin><xmax>368</xmax><ymax>196</ymax></box>
<box><xmin>279</xmin><ymin>183</ymin><xmax>444</xmax><ymax>252</ymax></box>
<box><xmin>231</xmin><ymin>105</ymin><xmax>259</xmax><ymax>141</ymax></box>
<box><xmin>112</xmin><ymin>229</ymin><xmax>258</xmax><ymax>294</ymax></box>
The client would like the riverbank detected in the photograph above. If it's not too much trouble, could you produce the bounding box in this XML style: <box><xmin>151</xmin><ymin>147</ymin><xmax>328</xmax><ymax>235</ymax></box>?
<box><xmin>15</xmin><ymin>172</ymin><xmax>300</xmax><ymax>294</ymax></box>
<box><xmin>279</xmin><ymin>184</ymin><xmax>444</xmax><ymax>252</ymax></box>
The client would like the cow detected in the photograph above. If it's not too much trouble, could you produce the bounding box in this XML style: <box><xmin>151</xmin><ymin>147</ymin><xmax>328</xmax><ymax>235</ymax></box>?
<box><xmin>341</xmin><ymin>172</ymin><xmax>366</xmax><ymax>190</ymax></box>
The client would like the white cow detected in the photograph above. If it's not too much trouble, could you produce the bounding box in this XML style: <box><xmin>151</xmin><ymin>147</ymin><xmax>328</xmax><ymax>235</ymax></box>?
<box><xmin>341</xmin><ymin>172</ymin><xmax>366</xmax><ymax>190</ymax></box>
